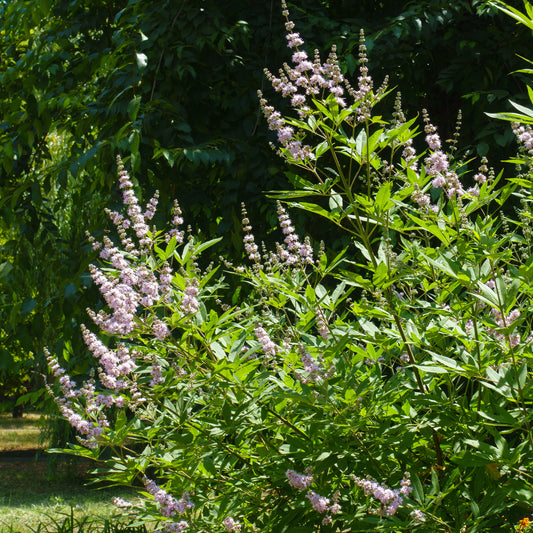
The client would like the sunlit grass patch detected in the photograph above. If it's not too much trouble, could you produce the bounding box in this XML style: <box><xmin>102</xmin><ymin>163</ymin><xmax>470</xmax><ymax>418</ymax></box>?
<box><xmin>0</xmin><ymin>413</ymin><xmax>48</xmax><ymax>452</ymax></box>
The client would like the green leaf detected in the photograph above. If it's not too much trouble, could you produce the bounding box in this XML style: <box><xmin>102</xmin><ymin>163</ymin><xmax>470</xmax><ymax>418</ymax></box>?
<box><xmin>372</xmin><ymin>261</ymin><xmax>388</xmax><ymax>286</ymax></box>
<box><xmin>315</xmin><ymin>140</ymin><xmax>329</xmax><ymax>158</ymax></box>
<box><xmin>294</xmin><ymin>201</ymin><xmax>343</xmax><ymax>225</ymax></box>
<box><xmin>312</xmin><ymin>98</ymin><xmax>333</xmax><ymax>120</ymax></box>
<box><xmin>427</xmin><ymin>352</ymin><xmax>464</xmax><ymax>373</ymax></box>
<box><xmin>473</xmin><ymin>281</ymin><xmax>499</xmax><ymax>308</ymax></box>
<box><xmin>413</xmin><ymin>364</ymin><xmax>451</xmax><ymax>374</ymax></box>
<box><xmin>328</xmin><ymin>190</ymin><xmax>343</xmax><ymax>211</ymax></box>
<box><xmin>407</xmin><ymin>213</ymin><xmax>452</xmax><ymax>246</ymax></box>
<box><xmin>21</xmin><ymin>298</ymin><xmax>36</xmax><ymax>315</ymax></box>
<box><xmin>127</xmin><ymin>95</ymin><xmax>142</xmax><ymax>121</ymax></box>
<box><xmin>489</xmin><ymin>1</ymin><xmax>533</xmax><ymax>31</ymax></box>
<box><xmin>419</xmin><ymin>251</ymin><xmax>471</xmax><ymax>283</ymax></box>
<box><xmin>411</xmin><ymin>474</ymin><xmax>425</xmax><ymax>505</ymax></box>
<box><xmin>194</xmin><ymin>237</ymin><xmax>223</xmax><ymax>256</ymax></box>
<box><xmin>63</xmin><ymin>283</ymin><xmax>77</xmax><ymax>298</ymax></box>
<box><xmin>477</xmin><ymin>406</ymin><xmax>519</xmax><ymax>427</ymax></box>
<box><xmin>374</xmin><ymin>181</ymin><xmax>394</xmax><ymax>213</ymax></box>
<box><xmin>509</xmin><ymin>99</ymin><xmax>533</xmax><ymax>118</ymax></box>
<box><xmin>486</xmin><ymin>110</ymin><xmax>533</xmax><ymax>124</ymax></box>
<box><xmin>0</xmin><ymin>262</ymin><xmax>14</xmax><ymax>280</ymax></box>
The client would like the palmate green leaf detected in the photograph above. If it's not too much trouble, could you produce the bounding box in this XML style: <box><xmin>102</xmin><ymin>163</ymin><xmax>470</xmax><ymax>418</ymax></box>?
<box><xmin>483</xmin><ymin>366</ymin><xmax>519</xmax><ymax>399</ymax></box>
<box><xmin>463</xmin><ymin>173</ymin><xmax>512</xmax><ymax>216</ymax></box>
<box><xmin>155</xmin><ymin>235</ymin><xmax>179</xmax><ymax>261</ymax></box>
<box><xmin>338</xmin><ymin>269</ymin><xmax>372</xmax><ymax>290</ymax></box>
<box><xmin>450</xmin><ymin>450</ymin><xmax>495</xmax><ymax>467</ymax></box>
<box><xmin>372</xmin><ymin>260</ymin><xmax>389</xmax><ymax>286</ymax></box>
<box><xmin>284</xmin><ymin>115</ymin><xmax>318</xmax><ymax>134</ymax></box>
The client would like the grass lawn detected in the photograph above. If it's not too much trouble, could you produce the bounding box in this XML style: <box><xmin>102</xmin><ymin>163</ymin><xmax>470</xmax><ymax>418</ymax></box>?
<box><xmin>0</xmin><ymin>413</ymin><xmax>145</xmax><ymax>532</ymax></box>
<box><xmin>0</xmin><ymin>413</ymin><xmax>49</xmax><ymax>452</ymax></box>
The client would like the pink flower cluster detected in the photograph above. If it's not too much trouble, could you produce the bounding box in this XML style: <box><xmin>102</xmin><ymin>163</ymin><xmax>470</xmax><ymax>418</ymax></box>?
<box><xmin>112</xmin><ymin>497</ymin><xmax>132</xmax><ymax>508</ymax></box>
<box><xmin>286</xmin><ymin>469</ymin><xmax>341</xmax><ymax>525</ymax></box>
<box><xmin>423</xmin><ymin>112</ymin><xmax>464</xmax><ymax>200</ymax></box>
<box><xmin>144</xmin><ymin>478</ymin><xmax>194</xmax><ymax>521</ymax></box>
<box><xmin>351</xmin><ymin>30</ymin><xmax>374</xmax><ymax>122</ymax></box>
<box><xmin>258</xmin><ymin>91</ymin><xmax>312</xmax><ymax>161</ymax></box>
<box><xmin>468</xmin><ymin>157</ymin><xmax>488</xmax><ymax>197</ymax></box>
<box><xmin>269</xmin><ymin>1</ymin><xmax>346</xmax><ymax>109</ymax></box>
<box><xmin>254</xmin><ymin>324</ymin><xmax>278</xmax><ymax>358</ymax></box>
<box><xmin>49</xmin><ymin>156</ymin><xmax>197</xmax><ymax>448</ymax></box>
<box><xmin>117</xmin><ymin>158</ymin><xmax>151</xmax><ymax>247</ymax></box>
<box><xmin>241</xmin><ymin>204</ymin><xmax>260</xmax><ymax>263</ymax></box>
<box><xmin>276</xmin><ymin>201</ymin><xmax>313</xmax><ymax>265</ymax></box>
<box><xmin>152</xmin><ymin>317</ymin><xmax>170</xmax><ymax>339</ymax></box>
<box><xmin>181</xmin><ymin>278</ymin><xmax>200</xmax><ymax>315</ymax></box>
<box><xmin>306</xmin><ymin>490</ymin><xmax>342</xmax><ymax>525</ymax></box>
<box><xmin>402</xmin><ymin>138</ymin><xmax>418</xmax><ymax>171</ymax></box>
<box><xmin>222</xmin><ymin>517</ymin><xmax>242</xmax><ymax>532</ymax></box>
<box><xmin>260</xmin><ymin>2</ymin><xmax>375</xmax><ymax>161</ymax></box>
<box><xmin>150</xmin><ymin>357</ymin><xmax>164</xmax><ymax>387</ymax></box>
<box><xmin>161</xmin><ymin>522</ymin><xmax>189</xmax><ymax>533</ymax></box>
<box><xmin>286</xmin><ymin>469</ymin><xmax>314</xmax><ymax>490</ymax></box>
<box><xmin>513</xmin><ymin>122</ymin><xmax>533</xmax><ymax>156</ymax></box>
<box><xmin>299</xmin><ymin>349</ymin><xmax>331</xmax><ymax>384</ymax></box>
<box><xmin>489</xmin><ymin>307</ymin><xmax>521</xmax><ymax>348</ymax></box>
<box><xmin>82</xmin><ymin>326</ymin><xmax>138</xmax><ymax>391</ymax></box>
<box><xmin>88</xmin><ymin>262</ymin><xmax>140</xmax><ymax>335</ymax></box>
<box><xmin>167</xmin><ymin>199</ymin><xmax>185</xmax><ymax>244</ymax></box>
<box><xmin>316</xmin><ymin>310</ymin><xmax>329</xmax><ymax>340</ymax></box>
<box><xmin>353</xmin><ymin>472</ymin><xmax>413</xmax><ymax>517</ymax></box>
<box><xmin>86</xmin><ymin>157</ymin><xmax>181</xmax><ymax>336</ymax></box>
<box><xmin>46</xmin><ymin>349</ymin><xmax>109</xmax><ymax>448</ymax></box>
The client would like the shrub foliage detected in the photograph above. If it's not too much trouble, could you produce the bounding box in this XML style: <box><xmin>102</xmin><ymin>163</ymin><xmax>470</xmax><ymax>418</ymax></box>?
<box><xmin>47</xmin><ymin>1</ymin><xmax>533</xmax><ymax>531</ymax></box>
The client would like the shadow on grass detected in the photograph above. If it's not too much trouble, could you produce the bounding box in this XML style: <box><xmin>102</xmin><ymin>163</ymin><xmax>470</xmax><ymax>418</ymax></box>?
<box><xmin>0</xmin><ymin>457</ymin><xmax>144</xmax><ymax>533</ymax></box>
<box><xmin>0</xmin><ymin>457</ymin><xmax>138</xmax><ymax>506</ymax></box>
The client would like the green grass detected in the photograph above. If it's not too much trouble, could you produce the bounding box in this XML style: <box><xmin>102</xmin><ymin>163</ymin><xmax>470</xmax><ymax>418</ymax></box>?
<box><xmin>0</xmin><ymin>413</ymin><xmax>49</xmax><ymax>452</ymax></box>
<box><xmin>0</xmin><ymin>413</ymin><xmax>146</xmax><ymax>532</ymax></box>
<box><xmin>0</xmin><ymin>457</ymin><xmax>145</xmax><ymax>532</ymax></box>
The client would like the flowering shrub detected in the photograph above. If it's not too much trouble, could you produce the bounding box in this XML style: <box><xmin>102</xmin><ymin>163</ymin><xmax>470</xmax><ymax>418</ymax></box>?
<box><xmin>47</xmin><ymin>1</ymin><xmax>533</xmax><ymax>531</ymax></box>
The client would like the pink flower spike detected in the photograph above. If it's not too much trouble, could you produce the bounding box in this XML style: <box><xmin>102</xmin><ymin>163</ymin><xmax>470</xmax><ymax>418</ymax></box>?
<box><xmin>223</xmin><ymin>517</ymin><xmax>242</xmax><ymax>532</ymax></box>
